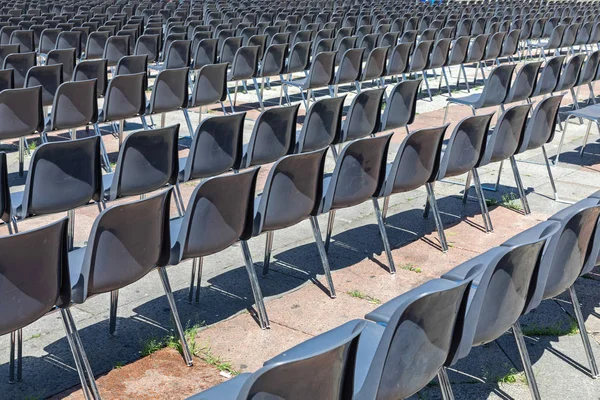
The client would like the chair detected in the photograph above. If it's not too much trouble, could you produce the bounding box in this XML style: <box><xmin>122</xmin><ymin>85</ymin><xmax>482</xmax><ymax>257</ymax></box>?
<box><xmin>358</xmin><ymin>47</ymin><xmax>387</xmax><ymax>92</ymax></box>
<box><xmin>11</xmin><ymin>136</ymin><xmax>103</xmax><ymax>249</ymax></box>
<box><xmin>321</xmin><ymin>134</ymin><xmax>394</xmax><ymax>272</ymax></box>
<box><xmin>383</xmin><ymin>42</ymin><xmax>412</xmax><ymax>82</ymax></box>
<box><xmin>0</xmin><ymin>152</ymin><xmax>15</xmax><ymax>233</ymax></box>
<box><xmin>115</xmin><ymin>54</ymin><xmax>148</xmax><ymax>82</ymax></box>
<box><xmin>9</xmin><ymin>30</ymin><xmax>33</xmax><ymax>53</ymax></box>
<box><xmin>84</xmin><ymin>30</ymin><xmax>110</xmax><ymax>59</ymax></box>
<box><xmin>134</xmin><ymin>34</ymin><xmax>160</xmax><ymax>63</ymax></box>
<box><xmin>103</xmin><ymin>35</ymin><xmax>130</xmax><ymax>67</ymax></box>
<box><xmin>3</xmin><ymin>51</ymin><xmax>35</xmax><ymax>88</ymax></box>
<box><xmin>142</xmin><ymin>67</ymin><xmax>189</xmax><ymax>130</ymax></box>
<box><xmin>439</xmin><ymin>221</ymin><xmax>561</xmax><ymax>400</ymax></box>
<box><xmin>282</xmin><ymin>50</ymin><xmax>336</xmax><ymax>110</ymax></box>
<box><xmin>69</xmin><ymin>189</ymin><xmax>194</xmax><ymax>365</ymax></box>
<box><xmin>38</xmin><ymin>28</ymin><xmax>61</xmax><ymax>55</ymax></box>
<box><xmin>556</xmin><ymin>103</ymin><xmax>600</xmax><ymax>166</ymax></box>
<box><xmin>187</xmin><ymin>319</ymin><xmax>365</xmax><ymax>399</ymax></box>
<box><xmin>380</xmin><ymin>79</ymin><xmax>422</xmax><ymax>133</ymax></box>
<box><xmin>24</xmin><ymin>64</ymin><xmax>63</xmax><ymax>107</ymax></box>
<box><xmin>422</xmin><ymin>38</ymin><xmax>452</xmax><ymax>100</ymax></box>
<box><xmin>170</xmin><ymin>168</ymin><xmax>271</xmax><ymax>327</ymax></box>
<box><xmin>295</xmin><ymin>96</ymin><xmax>345</xmax><ymax>154</ymax></box>
<box><xmin>0</xmin><ymin>87</ymin><xmax>43</xmax><ymax>174</ymax></box>
<box><xmin>0</xmin><ymin>218</ymin><xmax>100</xmax><ymax>396</ymax></box>
<box><xmin>254</xmin><ymin>43</ymin><xmax>288</xmax><ymax>111</ymax></box>
<box><xmin>191</xmin><ymin>38</ymin><xmax>218</xmax><ymax>70</ymax></box>
<box><xmin>0</xmin><ymin>43</ymin><xmax>20</xmax><ymax>68</ymax></box>
<box><xmin>356</xmin><ymin>276</ymin><xmax>476</xmax><ymax>400</ymax></box>
<box><xmin>531</xmin><ymin>55</ymin><xmax>565</xmax><ymax>98</ymax></box>
<box><xmin>224</xmin><ymin>45</ymin><xmax>260</xmax><ymax>112</ymax></box>
<box><xmin>241</xmin><ymin>104</ymin><xmax>299</xmax><ymax>168</ymax></box>
<box><xmin>253</xmin><ymin>149</ymin><xmax>335</xmax><ymax>296</ymax></box>
<box><xmin>162</xmin><ymin>39</ymin><xmax>191</xmax><ymax>69</ymax></box>
<box><xmin>503</xmin><ymin>61</ymin><xmax>543</xmax><ymax>106</ymax></box>
<box><xmin>336</xmin><ymin>88</ymin><xmax>385</xmax><ymax>147</ymax></box>
<box><xmin>441</xmin><ymin>36</ymin><xmax>471</xmax><ymax>94</ymax></box>
<box><xmin>377</xmin><ymin>125</ymin><xmax>449</xmax><ymax>251</ymax></box>
<box><xmin>467</xmin><ymin>104</ymin><xmax>533</xmax><ymax>216</ymax></box>
<box><xmin>178</xmin><ymin>112</ymin><xmax>245</xmax><ymax>183</ymax></box>
<box><xmin>331</xmin><ymin>47</ymin><xmax>364</xmax><ymax>95</ymax></box>
<box><xmin>531</xmin><ymin>24</ymin><xmax>566</xmax><ymax>58</ymax></box>
<box><xmin>183</xmin><ymin>63</ymin><xmax>228</xmax><ymax>135</ymax></box>
<box><xmin>576</xmin><ymin>50</ymin><xmax>600</xmax><ymax>105</ymax></box>
<box><xmin>73</xmin><ymin>59</ymin><xmax>108</xmax><ymax>98</ymax></box>
<box><xmin>56</xmin><ymin>30</ymin><xmax>82</xmax><ymax>58</ymax></box>
<box><xmin>47</xmin><ymin>48</ymin><xmax>76</xmax><ymax>81</ymax></box>
<box><xmin>443</xmin><ymin>63</ymin><xmax>516</xmax><ymax>123</ymax></box>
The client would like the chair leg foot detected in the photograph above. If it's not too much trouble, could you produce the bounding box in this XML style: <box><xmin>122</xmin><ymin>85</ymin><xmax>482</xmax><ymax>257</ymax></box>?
<box><xmin>512</xmin><ymin>321</ymin><xmax>542</xmax><ymax>400</ymax></box>
<box><xmin>569</xmin><ymin>286</ymin><xmax>599</xmax><ymax>378</ymax></box>
<box><xmin>240</xmin><ymin>241</ymin><xmax>270</xmax><ymax>329</ymax></box>
<box><xmin>310</xmin><ymin>216</ymin><xmax>336</xmax><ymax>298</ymax></box>
<box><xmin>372</xmin><ymin>199</ymin><xmax>395</xmax><ymax>273</ymax></box>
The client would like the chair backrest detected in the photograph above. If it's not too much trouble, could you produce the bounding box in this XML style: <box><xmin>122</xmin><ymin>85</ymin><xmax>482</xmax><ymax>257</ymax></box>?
<box><xmin>296</xmin><ymin>95</ymin><xmax>346</xmax><ymax>153</ymax></box>
<box><xmin>437</xmin><ymin>113</ymin><xmax>495</xmax><ymax>179</ymax></box>
<box><xmin>101</xmin><ymin>72</ymin><xmax>146</xmax><ymax>122</ymax></box>
<box><xmin>532</xmin><ymin>55</ymin><xmax>565</xmax><ymax>96</ymax></box>
<box><xmin>243</xmin><ymin>104</ymin><xmax>300</xmax><ymax>167</ymax></box>
<box><xmin>24</xmin><ymin>64</ymin><xmax>63</xmax><ymax>107</ymax></box>
<box><xmin>408</xmin><ymin>39</ymin><xmax>433</xmax><ymax>72</ymax></box>
<box><xmin>258</xmin><ymin>43</ymin><xmax>288</xmax><ymax>78</ymax></box>
<box><xmin>107</xmin><ymin>125</ymin><xmax>179</xmax><ymax>201</ymax></box>
<box><xmin>386</xmin><ymin>42</ymin><xmax>412</xmax><ymax>75</ymax></box>
<box><xmin>18</xmin><ymin>136</ymin><xmax>102</xmax><ymax>218</ymax></box>
<box><xmin>47</xmin><ymin>48</ymin><xmax>76</xmax><ymax>81</ymax></box>
<box><xmin>464</xmin><ymin>33</ymin><xmax>489</xmax><ymax>63</ymax></box>
<box><xmin>172</xmin><ymin>167</ymin><xmax>259</xmax><ymax>263</ymax></box>
<box><xmin>39</xmin><ymin>28</ymin><xmax>61</xmax><ymax>54</ymax></box>
<box><xmin>134</xmin><ymin>34</ymin><xmax>159</xmax><ymax>62</ymax></box>
<box><xmin>480</xmin><ymin>104</ymin><xmax>532</xmax><ymax>166</ymax></box>
<box><xmin>72</xmin><ymin>190</ymin><xmax>171</xmax><ymax>300</ymax></box>
<box><xmin>182</xmin><ymin>112</ymin><xmax>245</xmax><ymax>182</ymax></box>
<box><xmin>0</xmin><ymin>86</ymin><xmax>43</xmax><ymax>140</ymax></box>
<box><xmin>474</xmin><ymin>63</ymin><xmax>516</xmax><ymax>108</ymax></box>
<box><xmin>147</xmin><ymin>67</ymin><xmax>189</xmax><ymax>115</ymax></box>
<box><xmin>446</xmin><ymin>36</ymin><xmax>471</xmax><ymax>66</ymax></box>
<box><xmin>73</xmin><ymin>59</ymin><xmax>108</xmax><ymax>97</ymax></box>
<box><xmin>0</xmin><ymin>218</ymin><xmax>70</xmax><ymax>335</ymax></box>
<box><xmin>518</xmin><ymin>95</ymin><xmax>563</xmax><ymax>153</ymax></box>
<box><xmin>3</xmin><ymin>51</ymin><xmax>35</xmax><ymax>88</ymax></box>
<box><xmin>322</xmin><ymin>133</ymin><xmax>392</xmax><ymax>212</ymax></box>
<box><xmin>164</xmin><ymin>39</ymin><xmax>191</xmax><ymax>69</ymax></box>
<box><xmin>103</xmin><ymin>34</ymin><xmax>130</xmax><ymax>66</ymax></box>
<box><xmin>190</xmin><ymin>63</ymin><xmax>227</xmax><ymax>107</ymax></box>
<box><xmin>577</xmin><ymin>50</ymin><xmax>600</xmax><ymax>86</ymax></box>
<box><xmin>381</xmin><ymin>79</ymin><xmax>422</xmax><ymax>131</ymax></box>
<box><xmin>505</xmin><ymin>61</ymin><xmax>543</xmax><ymax>103</ymax></box>
<box><xmin>219</xmin><ymin>36</ymin><xmax>241</xmax><ymax>65</ymax></box>
<box><xmin>361</xmin><ymin>47</ymin><xmax>388</xmax><ymax>81</ymax></box>
<box><xmin>228</xmin><ymin>45</ymin><xmax>260</xmax><ymax>81</ymax></box>
<box><xmin>49</xmin><ymin>79</ymin><xmax>98</xmax><ymax>131</ymax></box>
<box><xmin>9</xmin><ymin>29</ymin><xmax>33</xmax><ymax>53</ymax></box>
<box><xmin>335</xmin><ymin>48</ymin><xmax>364</xmax><ymax>84</ymax></box>
<box><xmin>427</xmin><ymin>38</ymin><xmax>452</xmax><ymax>69</ymax></box>
<box><xmin>85</xmin><ymin>30</ymin><xmax>110</xmax><ymax>59</ymax></box>
<box><xmin>56</xmin><ymin>30</ymin><xmax>82</xmax><ymax>57</ymax></box>
<box><xmin>546</xmin><ymin>24</ymin><xmax>567</xmax><ymax>49</ymax></box>
<box><xmin>560</xmin><ymin>23</ymin><xmax>579</xmax><ymax>47</ymax></box>
<box><xmin>554</xmin><ymin>53</ymin><xmax>586</xmax><ymax>91</ymax></box>
<box><xmin>116</xmin><ymin>54</ymin><xmax>148</xmax><ymax>76</ymax></box>
<box><xmin>192</xmin><ymin>38</ymin><xmax>218</xmax><ymax>69</ymax></box>
<box><xmin>286</xmin><ymin>41</ymin><xmax>312</xmax><ymax>73</ymax></box>
<box><xmin>254</xmin><ymin>148</ymin><xmax>328</xmax><ymax>234</ymax></box>
<box><xmin>340</xmin><ymin>88</ymin><xmax>385</xmax><ymax>142</ymax></box>
<box><xmin>305</xmin><ymin>50</ymin><xmax>336</xmax><ymax>89</ymax></box>
<box><xmin>356</xmin><ymin>277</ymin><xmax>474</xmax><ymax>400</ymax></box>
<box><xmin>381</xmin><ymin>124</ymin><xmax>448</xmax><ymax>197</ymax></box>
<box><xmin>230</xmin><ymin>319</ymin><xmax>365</xmax><ymax>400</ymax></box>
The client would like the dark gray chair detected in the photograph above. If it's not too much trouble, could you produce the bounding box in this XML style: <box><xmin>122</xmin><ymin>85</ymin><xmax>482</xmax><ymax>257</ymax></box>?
<box><xmin>102</xmin><ymin>124</ymin><xmax>183</xmax><ymax>212</ymax></box>
<box><xmin>531</xmin><ymin>55</ymin><xmax>565</xmax><ymax>98</ymax></box>
<box><xmin>331</xmin><ymin>47</ymin><xmax>364</xmax><ymax>95</ymax></box>
<box><xmin>442</xmin><ymin>36</ymin><xmax>471</xmax><ymax>94</ymax></box>
<box><xmin>503</xmin><ymin>61</ymin><xmax>543</xmax><ymax>107</ymax></box>
<box><xmin>321</xmin><ymin>134</ymin><xmax>394</xmax><ymax>272</ymax></box>
<box><xmin>380</xmin><ymin>79</ymin><xmax>422</xmax><ymax>133</ymax></box>
<box><xmin>69</xmin><ymin>189</ymin><xmax>194</xmax><ymax>365</ymax></box>
<box><xmin>11</xmin><ymin>136</ymin><xmax>103</xmax><ymax>249</ymax></box>
<box><xmin>295</xmin><ymin>95</ymin><xmax>345</xmax><ymax>153</ymax></box>
<box><xmin>253</xmin><ymin>149</ymin><xmax>335</xmax><ymax>297</ymax></box>
<box><xmin>179</xmin><ymin>113</ymin><xmax>245</xmax><ymax>183</ymax></box>
<box><xmin>134</xmin><ymin>34</ymin><xmax>160</xmax><ymax>63</ymax></box>
<box><xmin>103</xmin><ymin>35</ymin><xmax>130</xmax><ymax>67</ymax></box>
<box><xmin>282</xmin><ymin>50</ymin><xmax>336</xmax><ymax>110</ymax></box>
<box><xmin>187</xmin><ymin>319</ymin><xmax>365</xmax><ymax>399</ymax></box>
<box><xmin>47</xmin><ymin>48</ymin><xmax>76</xmax><ymax>81</ymax></box>
<box><xmin>56</xmin><ymin>30</ymin><xmax>82</xmax><ymax>58</ymax></box>
<box><xmin>73</xmin><ymin>59</ymin><xmax>108</xmax><ymax>97</ymax></box>
<box><xmin>39</xmin><ymin>28</ymin><xmax>61</xmax><ymax>55</ymax></box>
<box><xmin>575</xmin><ymin>50</ymin><xmax>600</xmax><ymax>106</ymax></box>
<box><xmin>336</xmin><ymin>88</ymin><xmax>385</xmax><ymax>147</ymax></box>
<box><xmin>254</xmin><ymin>43</ymin><xmax>288</xmax><ymax>111</ymax></box>
<box><xmin>443</xmin><ymin>63</ymin><xmax>516</xmax><ymax>123</ymax></box>
<box><xmin>241</xmin><ymin>104</ymin><xmax>299</xmax><ymax>168</ymax></box>
<box><xmin>438</xmin><ymin>220</ymin><xmax>561</xmax><ymax>400</ymax></box>
<box><xmin>184</xmin><ymin>63</ymin><xmax>228</xmax><ymax>136</ymax></box>
<box><xmin>169</xmin><ymin>167</ymin><xmax>270</xmax><ymax>328</ymax></box>
<box><xmin>0</xmin><ymin>218</ymin><xmax>100</xmax><ymax>397</ymax></box>
<box><xmin>3</xmin><ymin>51</ymin><xmax>35</xmax><ymax>88</ymax></box>
<box><xmin>225</xmin><ymin>45</ymin><xmax>260</xmax><ymax>112</ymax></box>
<box><xmin>377</xmin><ymin>125</ymin><xmax>449</xmax><ymax>252</ymax></box>
<box><xmin>142</xmin><ymin>67</ymin><xmax>189</xmax><ymax>130</ymax></box>
<box><xmin>0</xmin><ymin>86</ymin><xmax>44</xmax><ymax>174</ymax></box>
<box><xmin>0</xmin><ymin>152</ymin><xmax>15</xmax><ymax>233</ymax></box>
<box><xmin>24</xmin><ymin>64</ymin><xmax>63</xmax><ymax>108</ymax></box>
<box><xmin>84</xmin><ymin>30</ymin><xmax>110</xmax><ymax>60</ymax></box>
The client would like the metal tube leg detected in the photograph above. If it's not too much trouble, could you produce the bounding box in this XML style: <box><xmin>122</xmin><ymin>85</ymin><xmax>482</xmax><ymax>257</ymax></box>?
<box><xmin>194</xmin><ymin>257</ymin><xmax>203</xmax><ymax>303</ymax></box>
<box><xmin>372</xmin><ymin>199</ymin><xmax>396</xmax><ymax>274</ymax></box>
<box><xmin>160</xmin><ymin>113</ymin><xmax>166</xmax><ymax>129</ymax></box>
<box><xmin>442</xmin><ymin>67</ymin><xmax>452</xmax><ymax>97</ymax></box>
<box><xmin>512</xmin><ymin>321</ymin><xmax>542</xmax><ymax>400</ymax></box>
<box><xmin>141</xmin><ymin>115</ymin><xmax>150</xmax><ymax>130</ymax></box>
<box><xmin>580</xmin><ymin>119</ymin><xmax>594</xmax><ymax>157</ymax></box>
<box><xmin>18</xmin><ymin>137</ymin><xmax>25</xmax><ymax>176</ymax></box>
<box><xmin>64</xmin><ymin>308</ymin><xmax>100</xmax><ymax>399</ymax></box>
<box><xmin>569</xmin><ymin>285</ymin><xmax>599</xmax><ymax>378</ymax></box>
<box><xmin>118</xmin><ymin>120</ymin><xmax>124</xmax><ymax>148</ymax></box>
<box><xmin>382</xmin><ymin>195</ymin><xmax>390</xmax><ymax>222</ymax></box>
<box><xmin>183</xmin><ymin>109</ymin><xmax>195</xmax><ymax>137</ymax></box>
<box><xmin>59</xmin><ymin>310</ymin><xmax>93</xmax><ymax>400</ymax></box>
<box><xmin>262</xmin><ymin>231</ymin><xmax>274</xmax><ymax>276</ymax></box>
<box><xmin>16</xmin><ymin>329</ymin><xmax>21</xmax><ymax>382</ymax></box>
<box><xmin>324</xmin><ymin>210</ymin><xmax>336</xmax><ymax>253</ymax></box>
<box><xmin>542</xmin><ymin>145</ymin><xmax>560</xmax><ymax>201</ymax></box>
<box><xmin>174</xmin><ymin>183</ymin><xmax>185</xmax><ymax>216</ymax></box>
<box><xmin>423</xmin><ymin>70</ymin><xmax>433</xmax><ymax>101</ymax></box>
<box><xmin>67</xmin><ymin>209</ymin><xmax>75</xmax><ymax>251</ymax></box>
<box><xmin>310</xmin><ymin>216</ymin><xmax>336</xmax><ymax>298</ymax></box>
<box><xmin>188</xmin><ymin>257</ymin><xmax>197</xmax><ymax>303</ymax></box>
<box><xmin>426</xmin><ymin>182</ymin><xmax>449</xmax><ymax>252</ymax></box>
<box><xmin>438</xmin><ymin>367</ymin><xmax>456</xmax><ymax>400</ymax></box>
<box><xmin>109</xmin><ymin>290</ymin><xmax>119</xmax><ymax>335</ymax></box>
<box><xmin>157</xmin><ymin>267</ymin><xmax>194</xmax><ymax>366</ymax></box>
<box><xmin>253</xmin><ymin>78</ymin><xmax>264</xmax><ymax>111</ymax></box>
<box><xmin>472</xmin><ymin>168</ymin><xmax>494</xmax><ymax>233</ymax></box>
<box><xmin>443</xmin><ymin>103</ymin><xmax>450</xmax><ymax>124</ymax></box>
<box><xmin>239</xmin><ymin>240</ymin><xmax>270</xmax><ymax>329</ymax></box>
<box><xmin>9</xmin><ymin>331</ymin><xmax>14</xmax><ymax>383</ymax></box>
<box><xmin>555</xmin><ymin>115</ymin><xmax>573</xmax><ymax>166</ymax></box>
<box><xmin>462</xmin><ymin>170</ymin><xmax>473</xmax><ymax>205</ymax></box>
<box><xmin>509</xmin><ymin>156</ymin><xmax>531</xmax><ymax>214</ymax></box>
<box><xmin>94</xmin><ymin>124</ymin><xmax>112</xmax><ymax>173</ymax></box>
<box><xmin>461</xmin><ymin>64</ymin><xmax>470</xmax><ymax>92</ymax></box>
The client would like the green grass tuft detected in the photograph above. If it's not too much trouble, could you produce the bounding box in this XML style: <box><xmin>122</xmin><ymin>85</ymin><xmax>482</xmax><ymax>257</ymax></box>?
<box><xmin>500</xmin><ymin>193</ymin><xmax>523</xmax><ymax>212</ymax></box>
<box><xmin>196</xmin><ymin>344</ymin><xmax>240</xmax><ymax>376</ymax></box>
<box><xmin>30</xmin><ymin>333</ymin><xmax>41</xmax><ymax>339</ymax></box>
<box><xmin>497</xmin><ymin>368</ymin><xmax>528</xmax><ymax>385</ymax></box>
<box><xmin>399</xmin><ymin>263</ymin><xmax>422</xmax><ymax>273</ymax></box>
<box><xmin>347</xmin><ymin>290</ymin><xmax>382</xmax><ymax>304</ymax></box>
<box><xmin>113</xmin><ymin>361</ymin><xmax>125</xmax><ymax>370</ymax></box>
<box><xmin>522</xmin><ymin>319</ymin><xmax>579</xmax><ymax>337</ymax></box>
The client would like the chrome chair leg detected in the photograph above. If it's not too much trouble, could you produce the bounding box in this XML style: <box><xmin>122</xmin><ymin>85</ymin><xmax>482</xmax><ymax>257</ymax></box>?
<box><xmin>569</xmin><ymin>285</ymin><xmax>600</xmax><ymax>378</ymax></box>
<box><xmin>240</xmin><ymin>240</ymin><xmax>270</xmax><ymax>329</ymax></box>
<box><xmin>188</xmin><ymin>257</ymin><xmax>197</xmax><ymax>303</ymax></box>
<box><xmin>382</xmin><ymin>195</ymin><xmax>390</xmax><ymax>222</ymax></box>
<box><xmin>157</xmin><ymin>267</ymin><xmax>194</xmax><ymax>366</ymax></box>
<box><xmin>262</xmin><ymin>230</ymin><xmax>274</xmax><ymax>276</ymax></box>
<box><xmin>509</xmin><ymin>156</ymin><xmax>531</xmax><ymax>214</ymax></box>
<box><xmin>438</xmin><ymin>367</ymin><xmax>456</xmax><ymax>400</ymax></box>
<box><xmin>462</xmin><ymin>171</ymin><xmax>472</xmax><ymax>205</ymax></box>
<box><xmin>324</xmin><ymin>210</ymin><xmax>336</xmax><ymax>253</ymax></box>
<box><xmin>182</xmin><ymin>108</ymin><xmax>195</xmax><ymax>137</ymax></box>
<box><xmin>512</xmin><ymin>321</ymin><xmax>542</xmax><ymax>400</ymax></box>
<box><xmin>555</xmin><ymin>115</ymin><xmax>575</xmax><ymax>166</ymax></box>
<box><xmin>109</xmin><ymin>290</ymin><xmax>119</xmax><ymax>335</ymax></box>
<box><xmin>310</xmin><ymin>216</ymin><xmax>336</xmax><ymax>298</ymax></box>
<box><xmin>59</xmin><ymin>310</ymin><xmax>93</xmax><ymax>400</ymax></box>
<box><xmin>174</xmin><ymin>182</ymin><xmax>186</xmax><ymax>215</ymax></box>
<box><xmin>472</xmin><ymin>168</ymin><xmax>493</xmax><ymax>233</ymax></box>
<box><xmin>426</xmin><ymin>182</ymin><xmax>449</xmax><ymax>253</ymax></box>
<box><xmin>372</xmin><ymin>199</ymin><xmax>396</xmax><ymax>274</ymax></box>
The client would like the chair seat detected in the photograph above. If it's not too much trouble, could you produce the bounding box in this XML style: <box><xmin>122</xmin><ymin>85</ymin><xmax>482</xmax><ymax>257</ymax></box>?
<box><xmin>168</xmin><ymin>216</ymin><xmax>184</xmax><ymax>265</ymax></box>
<box><xmin>102</xmin><ymin>173</ymin><xmax>114</xmax><ymax>198</ymax></box>
<box><xmin>446</xmin><ymin>93</ymin><xmax>482</xmax><ymax>106</ymax></box>
<box><xmin>177</xmin><ymin>156</ymin><xmax>188</xmax><ymax>181</ymax></box>
<box><xmin>186</xmin><ymin>373</ymin><xmax>251</xmax><ymax>400</ymax></box>
<box><xmin>319</xmin><ymin>174</ymin><xmax>332</xmax><ymax>213</ymax></box>
<box><xmin>565</xmin><ymin>104</ymin><xmax>600</xmax><ymax>120</ymax></box>
<box><xmin>10</xmin><ymin>191</ymin><xmax>24</xmax><ymax>219</ymax></box>
<box><xmin>284</xmin><ymin>77</ymin><xmax>308</xmax><ymax>88</ymax></box>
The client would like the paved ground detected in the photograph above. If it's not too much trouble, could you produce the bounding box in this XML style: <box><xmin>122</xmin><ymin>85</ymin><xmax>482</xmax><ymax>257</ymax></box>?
<box><xmin>2</xmin><ymin>60</ymin><xmax>600</xmax><ymax>400</ymax></box>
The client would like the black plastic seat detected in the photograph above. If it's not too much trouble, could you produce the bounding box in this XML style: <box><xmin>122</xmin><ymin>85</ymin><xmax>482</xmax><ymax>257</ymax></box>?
<box><xmin>337</xmin><ymin>88</ymin><xmax>385</xmax><ymax>146</ymax></box>
<box><xmin>38</xmin><ymin>28</ymin><xmax>61</xmax><ymax>55</ymax></box>
<box><xmin>47</xmin><ymin>48</ymin><xmax>76</xmax><ymax>81</ymax></box>
<box><xmin>134</xmin><ymin>34</ymin><xmax>160</xmax><ymax>63</ymax></box>
<box><xmin>3</xmin><ymin>51</ymin><xmax>35</xmax><ymax>88</ymax></box>
<box><xmin>295</xmin><ymin>95</ymin><xmax>345</xmax><ymax>154</ymax></box>
<box><xmin>56</xmin><ymin>30</ymin><xmax>82</xmax><ymax>58</ymax></box>
<box><xmin>184</xmin><ymin>63</ymin><xmax>228</xmax><ymax>135</ymax></box>
<box><xmin>73</xmin><ymin>59</ymin><xmax>108</xmax><ymax>97</ymax></box>
<box><xmin>24</xmin><ymin>64</ymin><xmax>63</xmax><ymax>107</ymax></box>
<box><xmin>84</xmin><ymin>30</ymin><xmax>109</xmax><ymax>59</ymax></box>
<box><xmin>282</xmin><ymin>50</ymin><xmax>336</xmax><ymax>110</ymax></box>
<box><xmin>504</xmin><ymin>61</ymin><xmax>543</xmax><ymax>106</ymax></box>
<box><xmin>225</xmin><ymin>45</ymin><xmax>260</xmax><ymax>112</ymax></box>
<box><xmin>142</xmin><ymin>67</ymin><xmax>189</xmax><ymax>131</ymax></box>
<box><xmin>531</xmin><ymin>55</ymin><xmax>565</xmax><ymax>97</ymax></box>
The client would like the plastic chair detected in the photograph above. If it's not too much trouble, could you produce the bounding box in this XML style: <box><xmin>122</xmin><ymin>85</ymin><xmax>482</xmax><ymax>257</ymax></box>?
<box><xmin>3</xmin><ymin>51</ymin><xmax>35</xmax><ymax>88</ymax></box>
<box><xmin>47</xmin><ymin>48</ymin><xmax>76</xmax><ymax>81</ymax></box>
<box><xmin>73</xmin><ymin>59</ymin><xmax>108</xmax><ymax>97</ymax></box>
<box><xmin>24</xmin><ymin>64</ymin><xmax>63</xmax><ymax>107</ymax></box>
<box><xmin>282</xmin><ymin>50</ymin><xmax>336</xmax><ymax>110</ymax></box>
<box><xmin>142</xmin><ymin>67</ymin><xmax>189</xmax><ymax>131</ymax></box>
<box><xmin>225</xmin><ymin>45</ymin><xmax>260</xmax><ymax>112</ymax></box>
<box><xmin>380</xmin><ymin>79</ymin><xmax>422</xmax><ymax>132</ymax></box>
<box><xmin>296</xmin><ymin>95</ymin><xmax>345</xmax><ymax>154</ymax></box>
<box><xmin>337</xmin><ymin>88</ymin><xmax>385</xmax><ymax>145</ymax></box>
<box><xmin>184</xmin><ymin>63</ymin><xmax>228</xmax><ymax>135</ymax></box>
